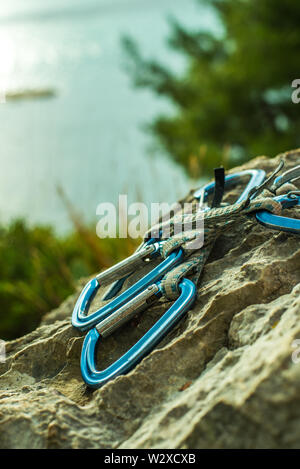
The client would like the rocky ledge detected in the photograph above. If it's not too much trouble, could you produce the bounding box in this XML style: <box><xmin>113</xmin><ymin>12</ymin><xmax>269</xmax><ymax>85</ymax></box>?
<box><xmin>0</xmin><ymin>150</ymin><xmax>299</xmax><ymax>449</ymax></box>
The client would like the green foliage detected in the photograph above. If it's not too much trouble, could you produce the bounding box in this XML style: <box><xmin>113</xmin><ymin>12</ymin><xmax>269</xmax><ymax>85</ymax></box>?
<box><xmin>0</xmin><ymin>219</ymin><xmax>138</xmax><ymax>340</ymax></box>
<box><xmin>123</xmin><ymin>0</ymin><xmax>300</xmax><ymax>177</ymax></box>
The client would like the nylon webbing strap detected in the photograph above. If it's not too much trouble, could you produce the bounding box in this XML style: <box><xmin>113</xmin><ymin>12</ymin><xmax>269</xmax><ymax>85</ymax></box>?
<box><xmin>159</xmin><ymin>196</ymin><xmax>282</xmax><ymax>299</ymax></box>
<box><xmin>113</xmin><ymin>163</ymin><xmax>287</xmax><ymax>302</ymax></box>
<box><xmin>211</xmin><ymin>167</ymin><xmax>225</xmax><ymax>208</ymax></box>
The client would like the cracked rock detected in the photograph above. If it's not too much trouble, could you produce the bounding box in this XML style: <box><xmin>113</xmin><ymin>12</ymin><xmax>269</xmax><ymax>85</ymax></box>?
<box><xmin>0</xmin><ymin>149</ymin><xmax>299</xmax><ymax>448</ymax></box>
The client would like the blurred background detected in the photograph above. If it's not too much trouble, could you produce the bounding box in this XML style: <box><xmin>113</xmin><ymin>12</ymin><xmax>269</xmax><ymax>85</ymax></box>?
<box><xmin>0</xmin><ymin>0</ymin><xmax>299</xmax><ymax>339</ymax></box>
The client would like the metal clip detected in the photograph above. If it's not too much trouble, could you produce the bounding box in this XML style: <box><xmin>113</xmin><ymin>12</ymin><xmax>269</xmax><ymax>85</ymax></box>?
<box><xmin>255</xmin><ymin>193</ymin><xmax>300</xmax><ymax>234</ymax></box>
<box><xmin>194</xmin><ymin>169</ymin><xmax>266</xmax><ymax>209</ymax></box>
<box><xmin>80</xmin><ymin>279</ymin><xmax>196</xmax><ymax>389</ymax></box>
<box><xmin>269</xmin><ymin>165</ymin><xmax>300</xmax><ymax>193</ymax></box>
<box><xmin>72</xmin><ymin>241</ymin><xmax>184</xmax><ymax>331</ymax></box>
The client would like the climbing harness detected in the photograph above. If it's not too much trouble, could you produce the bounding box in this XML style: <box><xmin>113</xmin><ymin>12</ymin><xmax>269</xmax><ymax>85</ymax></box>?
<box><xmin>72</xmin><ymin>161</ymin><xmax>300</xmax><ymax>388</ymax></box>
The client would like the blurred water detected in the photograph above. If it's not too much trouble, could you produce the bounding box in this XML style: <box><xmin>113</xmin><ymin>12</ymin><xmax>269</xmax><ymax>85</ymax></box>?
<box><xmin>0</xmin><ymin>0</ymin><xmax>218</xmax><ymax>233</ymax></box>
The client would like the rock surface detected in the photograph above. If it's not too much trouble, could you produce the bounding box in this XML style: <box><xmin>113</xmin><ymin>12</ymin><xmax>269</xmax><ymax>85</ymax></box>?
<box><xmin>0</xmin><ymin>150</ymin><xmax>299</xmax><ymax>449</ymax></box>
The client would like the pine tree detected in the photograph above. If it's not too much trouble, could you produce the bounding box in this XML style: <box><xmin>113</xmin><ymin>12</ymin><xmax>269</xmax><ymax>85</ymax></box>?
<box><xmin>123</xmin><ymin>0</ymin><xmax>300</xmax><ymax>177</ymax></box>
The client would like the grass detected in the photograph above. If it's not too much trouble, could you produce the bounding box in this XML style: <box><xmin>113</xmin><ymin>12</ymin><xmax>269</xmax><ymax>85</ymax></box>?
<box><xmin>0</xmin><ymin>216</ymin><xmax>140</xmax><ymax>340</ymax></box>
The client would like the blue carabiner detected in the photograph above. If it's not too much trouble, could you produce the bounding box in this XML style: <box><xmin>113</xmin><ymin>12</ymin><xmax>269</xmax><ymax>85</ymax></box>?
<box><xmin>103</xmin><ymin>169</ymin><xmax>266</xmax><ymax>303</ymax></box>
<box><xmin>74</xmin><ymin>168</ymin><xmax>267</xmax><ymax>388</ymax></box>
<box><xmin>73</xmin><ymin>169</ymin><xmax>265</xmax><ymax>332</ymax></box>
<box><xmin>80</xmin><ymin>278</ymin><xmax>196</xmax><ymax>389</ymax></box>
<box><xmin>194</xmin><ymin>169</ymin><xmax>266</xmax><ymax>205</ymax></box>
<box><xmin>270</xmin><ymin>166</ymin><xmax>300</xmax><ymax>193</ymax></box>
<box><xmin>255</xmin><ymin>193</ymin><xmax>300</xmax><ymax>234</ymax></box>
<box><xmin>72</xmin><ymin>241</ymin><xmax>184</xmax><ymax>331</ymax></box>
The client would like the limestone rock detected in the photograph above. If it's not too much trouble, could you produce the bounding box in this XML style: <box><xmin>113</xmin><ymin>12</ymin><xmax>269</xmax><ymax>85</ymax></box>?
<box><xmin>0</xmin><ymin>149</ymin><xmax>299</xmax><ymax>448</ymax></box>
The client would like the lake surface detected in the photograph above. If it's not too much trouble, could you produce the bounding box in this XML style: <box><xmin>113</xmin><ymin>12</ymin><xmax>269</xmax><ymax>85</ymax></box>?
<box><xmin>0</xmin><ymin>0</ymin><xmax>218</xmax><ymax>233</ymax></box>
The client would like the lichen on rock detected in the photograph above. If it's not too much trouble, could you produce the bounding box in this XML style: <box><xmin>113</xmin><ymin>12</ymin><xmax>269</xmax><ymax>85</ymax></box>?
<box><xmin>0</xmin><ymin>150</ymin><xmax>299</xmax><ymax>449</ymax></box>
